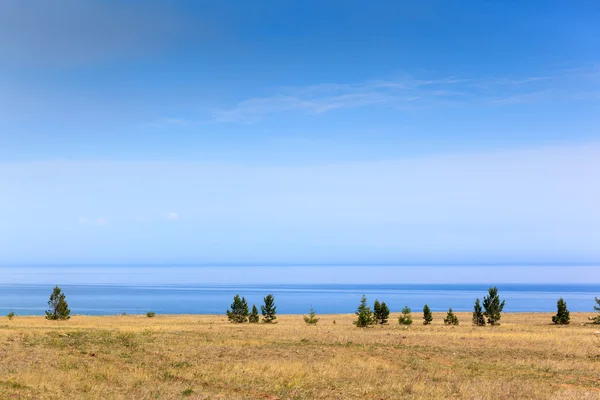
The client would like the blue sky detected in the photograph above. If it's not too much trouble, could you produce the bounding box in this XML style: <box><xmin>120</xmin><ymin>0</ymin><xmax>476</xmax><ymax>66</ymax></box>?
<box><xmin>1</xmin><ymin>1</ymin><xmax>600</xmax><ymax>271</ymax></box>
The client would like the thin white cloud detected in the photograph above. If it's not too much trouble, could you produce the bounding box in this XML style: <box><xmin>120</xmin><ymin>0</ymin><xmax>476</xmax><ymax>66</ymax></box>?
<box><xmin>212</xmin><ymin>67</ymin><xmax>600</xmax><ymax>123</ymax></box>
<box><xmin>77</xmin><ymin>216</ymin><xmax>108</xmax><ymax>226</ymax></box>
<box><xmin>94</xmin><ymin>217</ymin><xmax>108</xmax><ymax>226</ymax></box>
<box><xmin>166</xmin><ymin>212</ymin><xmax>180</xmax><ymax>221</ymax></box>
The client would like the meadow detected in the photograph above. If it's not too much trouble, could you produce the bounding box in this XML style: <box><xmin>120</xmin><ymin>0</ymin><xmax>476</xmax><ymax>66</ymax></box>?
<box><xmin>0</xmin><ymin>312</ymin><xmax>599</xmax><ymax>399</ymax></box>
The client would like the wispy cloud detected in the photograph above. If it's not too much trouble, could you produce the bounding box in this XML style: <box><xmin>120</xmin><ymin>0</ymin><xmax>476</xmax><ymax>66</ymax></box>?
<box><xmin>212</xmin><ymin>77</ymin><xmax>465</xmax><ymax>123</ymax></box>
<box><xmin>77</xmin><ymin>217</ymin><xmax>108</xmax><ymax>227</ymax></box>
<box><xmin>165</xmin><ymin>212</ymin><xmax>180</xmax><ymax>221</ymax></box>
<box><xmin>212</xmin><ymin>67</ymin><xmax>599</xmax><ymax>123</ymax></box>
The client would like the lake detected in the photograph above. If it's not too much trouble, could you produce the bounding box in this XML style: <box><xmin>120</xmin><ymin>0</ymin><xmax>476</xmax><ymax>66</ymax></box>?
<box><xmin>0</xmin><ymin>282</ymin><xmax>598</xmax><ymax>316</ymax></box>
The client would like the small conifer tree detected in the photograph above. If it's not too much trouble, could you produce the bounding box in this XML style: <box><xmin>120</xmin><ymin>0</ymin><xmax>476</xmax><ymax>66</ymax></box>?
<box><xmin>261</xmin><ymin>294</ymin><xmax>277</xmax><ymax>323</ymax></box>
<box><xmin>303</xmin><ymin>305</ymin><xmax>319</xmax><ymax>325</ymax></box>
<box><xmin>444</xmin><ymin>308</ymin><xmax>459</xmax><ymax>325</ymax></box>
<box><xmin>226</xmin><ymin>294</ymin><xmax>249</xmax><ymax>323</ymax></box>
<box><xmin>249</xmin><ymin>304</ymin><xmax>259</xmax><ymax>323</ymax></box>
<box><xmin>373</xmin><ymin>300</ymin><xmax>381</xmax><ymax>322</ymax></box>
<box><xmin>591</xmin><ymin>297</ymin><xmax>600</xmax><ymax>324</ymax></box>
<box><xmin>398</xmin><ymin>306</ymin><xmax>413</xmax><ymax>325</ymax></box>
<box><xmin>354</xmin><ymin>295</ymin><xmax>374</xmax><ymax>327</ymax></box>
<box><xmin>472</xmin><ymin>298</ymin><xmax>486</xmax><ymax>326</ymax></box>
<box><xmin>373</xmin><ymin>299</ymin><xmax>390</xmax><ymax>325</ymax></box>
<box><xmin>422</xmin><ymin>304</ymin><xmax>433</xmax><ymax>325</ymax></box>
<box><xmin>45</xmin><ymin>286</ymin><xmax>71</xmax><ymax>320</ymax></box>
<box><xmin>483</xmin><ymin>286</ymin><xmax>505</xmax><ymax>326</ymax></box>
<box><xmin>552</xmin><ymin>298</ymin><xmax>570</xmax><ymax>325</ymax></box>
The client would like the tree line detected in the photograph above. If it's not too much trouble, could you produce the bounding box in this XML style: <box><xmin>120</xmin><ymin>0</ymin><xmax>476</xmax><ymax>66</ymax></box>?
<box><xmin>5</xmin><ymin>286</ymin><xmax>600</xmax><ymax>326</ymax></box>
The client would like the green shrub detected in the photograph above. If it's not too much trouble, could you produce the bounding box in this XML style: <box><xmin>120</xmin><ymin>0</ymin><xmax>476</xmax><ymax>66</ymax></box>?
<box><xmin>146</xmin><ymin>311</ymin><xmax>156</xmax><ymax>318</ymax></box>
<box><xmin>7</xmin><ymin>311</ymin><xmax>15</xmax><ymax>320</ymax></box>
<box><xmin>422</xmin><ymin>304</ymin><xmax>432</xmax><ymax>325</ymax></box>
<box><xmin>398</xmin><ymin>306</ymin><xmax>413</xmax><ymax>325</ymax></box>
<box><xmin>249</xmin><ymin>305</ymin><xmax>260</xmax><ymax>323</ymax></box>
<box><xmin>552</xmin><ymin>298</ymin><xmax>570</xmax><ymax>325</ymax></box>
<box><xmin>353</xmin><ymin>295</ymin><xmax>374</xmax><ymax>328</ymax></box>
<box><xmin>472</xmin><ymin>298</ymin><xmax>486</xmax><ymax>326</ymax></box>
<box><xmin>373</xmin><ymin>299</ymin><xmax>390</xmax><ymax>325</ymax></box>
<box><xmin>591</xmin><ymin>297</ymin><xmax>600</xmax><ymax>324</ymax></box>
<box><xmin>444</xmin><ymin>308</ymin><xmax>459</xmax><ymax>325</ymax></box>
<box><xmin>303</xmin><ymin>306</ymin><xmax>319</xmax><ymax>325</ymax></box>
<box><xmin>226</xmin><ymin>294</ymin><xmax>249</xmax><ymax>323</ymax></box>
<box><xmin>261</xmin><ymin>294</ymin><xmax>277</xmax><ymax>323</ymax></box>
<box><xmin>45</xmin><ymin>286</ymin><xmax>71</xmax><ymax>320</ymax></box>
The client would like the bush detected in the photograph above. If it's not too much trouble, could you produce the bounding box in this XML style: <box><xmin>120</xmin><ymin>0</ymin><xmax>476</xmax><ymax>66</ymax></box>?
<box><xmin>45</xmin><ymin>286</ymin><xmax>71</xmax><ymax>320</ymax></box>
<box><xmin>303</xmin><ymin>306</ymin><xmax>319</xmax><ymax>325</ymax></box>
<box><xmin>249</xmin><ymin>305</ymin><xmax>260</xmax><ymax>323</ymax></box>
<box><xmin>483</xmin><ymin>286</ymin><xmax>505</xmax><ymax>326</ymax></box>
<box><xmin>398</xmin><ymin>306</ymin><xmax>413</xmax><ymax>325</ymax></box>
<box><xmin>444</xmin><ymin>308</ymin><xmax>459</xmax><ymax>325</ymax></box>
<box><xmin>373</xmin><ymin>299</ymin><xmax>390</xmax><ymax>325</ymax></box>
<box><xmin>226</xmin><ymin>294</ymin><xmax>249</xmax><ymax>323</ymax></box>
<box><xmin>354</xmin><ymin>295</ymin><xmax>374</xmax><ymax>327</ymax></box>
<box><xmin>591</xmin><ymin>297</ymin><xmax>600</xmax><ymax>324</ymax></box>
<box><xmin>552</xmin><ymin>298</ymin><xmax>570</xmax><ymax>325</ymax></box>
<box><xmin>472</xmin><ymin>298</ymin><xmax>486</xmax><ymax>326</ymax></box>
<box><xmin>422</xmin><ymin>304</ymin><xmax>432</xmax><ymax>325</ymax></box>
<box><xmin>146</xmin><ymin>311</ymin><xmax>156</xmax><ymax>318</ymax></box>
<box><xmin>261</xmin><ymin>294</ymin><xmax>277</xmax><ymax>323</ymax></box>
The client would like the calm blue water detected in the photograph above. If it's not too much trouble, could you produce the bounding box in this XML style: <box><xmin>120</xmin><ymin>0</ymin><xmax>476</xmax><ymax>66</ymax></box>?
<box><xmin>0</xmin><ymin>283</ymin><xmax>598</xmax><ymax>315</ymax></box>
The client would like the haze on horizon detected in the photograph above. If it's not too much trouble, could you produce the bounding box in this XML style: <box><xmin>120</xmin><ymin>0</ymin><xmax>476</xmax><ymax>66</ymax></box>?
<box><xmin>1</xmin><ymin>1</ymin><xmax>599</xmax><ymax>276</ymax></box>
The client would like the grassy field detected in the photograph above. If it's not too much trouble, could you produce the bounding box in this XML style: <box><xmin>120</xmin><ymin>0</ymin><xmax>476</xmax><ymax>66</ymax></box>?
<box><xmin>1</xmin><ymin>312</ymin><xmax>599</xmax><ymax>399</ymax></box>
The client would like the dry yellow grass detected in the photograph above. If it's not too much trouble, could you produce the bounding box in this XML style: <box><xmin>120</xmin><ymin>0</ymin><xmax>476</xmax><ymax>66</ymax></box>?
<box><xmin>1</xmin><ymin>312</ymin><xmax>599</xmax><ymax>399</ymax></box>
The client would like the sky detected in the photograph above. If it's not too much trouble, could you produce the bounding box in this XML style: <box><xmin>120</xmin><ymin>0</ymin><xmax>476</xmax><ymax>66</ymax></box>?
<box><xmin>1</xmin><ymin>1</ymin><xmax>600</xmax><ymax>275</ymax></box>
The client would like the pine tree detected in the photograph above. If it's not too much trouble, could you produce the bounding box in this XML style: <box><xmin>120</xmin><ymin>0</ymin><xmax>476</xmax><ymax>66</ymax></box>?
<box><xmin>261</xmin><ymin>294</ymin><xmax>277</xmax><ymax>323</ymax></box>
<box><xmin>373</xmin><ymin>299</ymin><xmax>390</xmax><ymax>325</ymax></box>
<box><xmin>472</xmin><ymin>298</ymin><xmax>486</xmax><ymax>326</ymax></box>
<box><xmin>422</xmin><ymin>304</ymin><xmax>433</xmax><ymax>325</ymax></box>
<box><xmin>303</xmin><ymin>305</ymin><xmax>319</xmax><ymax>325</ymax></box>
<box><xmin>354</xmin><ymin>295</ymin><xmax>374</xmax><ymax>327</ymax></box>
<box><xmin>552</xmin><ymin>298</ymin><xmax>570</xmax><ymax>325</ymax></box>
<box><xmin>444</xmin><ymin>308</ymin><xmax>459</xmax><ymax>325</ymax></box>
<box><xmin>373</xmin><ymin>300</ymin><xmax>381</xmax><ymax>322</ymax></box>
<box><xmin>45</xmin><ymin>286</ymin><xmax>71</xmax><ymax>320</ymax></box>
<box><xmin>226</xmin><ymin>294</ymin><xmax>249</xmax><ymax>323</ymax></box>
<box><xmin>249</xmin><ymin>304</ymin><xmax>260</xmax><ymax>323</ymax></box>
<box><xmin>398</xmin><ymin>306</ymin><xmax>413</xmax><ymax>325</ymax></box>
<box><xmin>482</xmin><ymin>286</ymin><xmax>505</xmax><ymax>326</ymax></box>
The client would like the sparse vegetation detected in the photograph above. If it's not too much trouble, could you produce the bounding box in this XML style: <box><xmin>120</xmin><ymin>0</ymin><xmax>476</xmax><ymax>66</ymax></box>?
<box><xmin>146</xmin><ymin>311</ymin><xmax>156</xmax><ymax>318</ymax></box>
<box><xmin>353</xmin><ymin>295</ymin><xmax>374</xmax><ymax>327</ymax></box>
<box><xmin>0</xmin><ymin>313</ymin><xmax>597</xmax><ymax>399</ymax></box>
<box><xmin>373</xmin><ymin>299</ymin><xmax>390</xmax><ymax>325</ymax></box>
<box><xmin>483</xmin><ymin>286</ymin><xmax>505</xmax><ymax>326</ymax></box>
<box><xmin>7</xmin><ymin>311</ymin><xmax>15</xmax><ymax>320</ymax></box>
<box><xmin>444</xmin><ymin>308</ymin><xmax>459</xmax><ymax>325</ymax></box>
<box><xmin>398</xmin><ymin>306</ymin><xmax>413</xmax><ymax>325</ymax></box>
<box><xmin>261</xmin><ymin>294</ymin><xmax>277</xmax><ymax>323</ymax></box>
<box><xmin>45</xmin><ymin>286</ymin><xmax>71</xmax><ymax>320</ymax></box>
<box><xmin>249</xmin><ymin>305</ymin><xmax>260</xmax><ymax>323</ymax></box>
<box><xmin>552</xmin><ymin>298</ymin><xmax>570</xmax><ymax>325</ymax></box>
<box><xmin>422</xmin><ymin>304</ymin><xmax>432</xmax><ymax>325</ymax></box>
<box><xmin>226</xmin><ymin>294</ymin><xmax>249</xmax><ymax>323</ymax></box>
<box><xmin>303</xmin><ymin>306</ymin><xmax>319</xmax><ymax>325</ymax></box>
<box><xmin>591</xmin><ymin>297</ymin><xmax>600</xmax><ymax>324</ymax></box>
<box><xmin>472</xmin><ymin>298</ymin><xmax>486</xmax><ymax>326</ymax></box>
